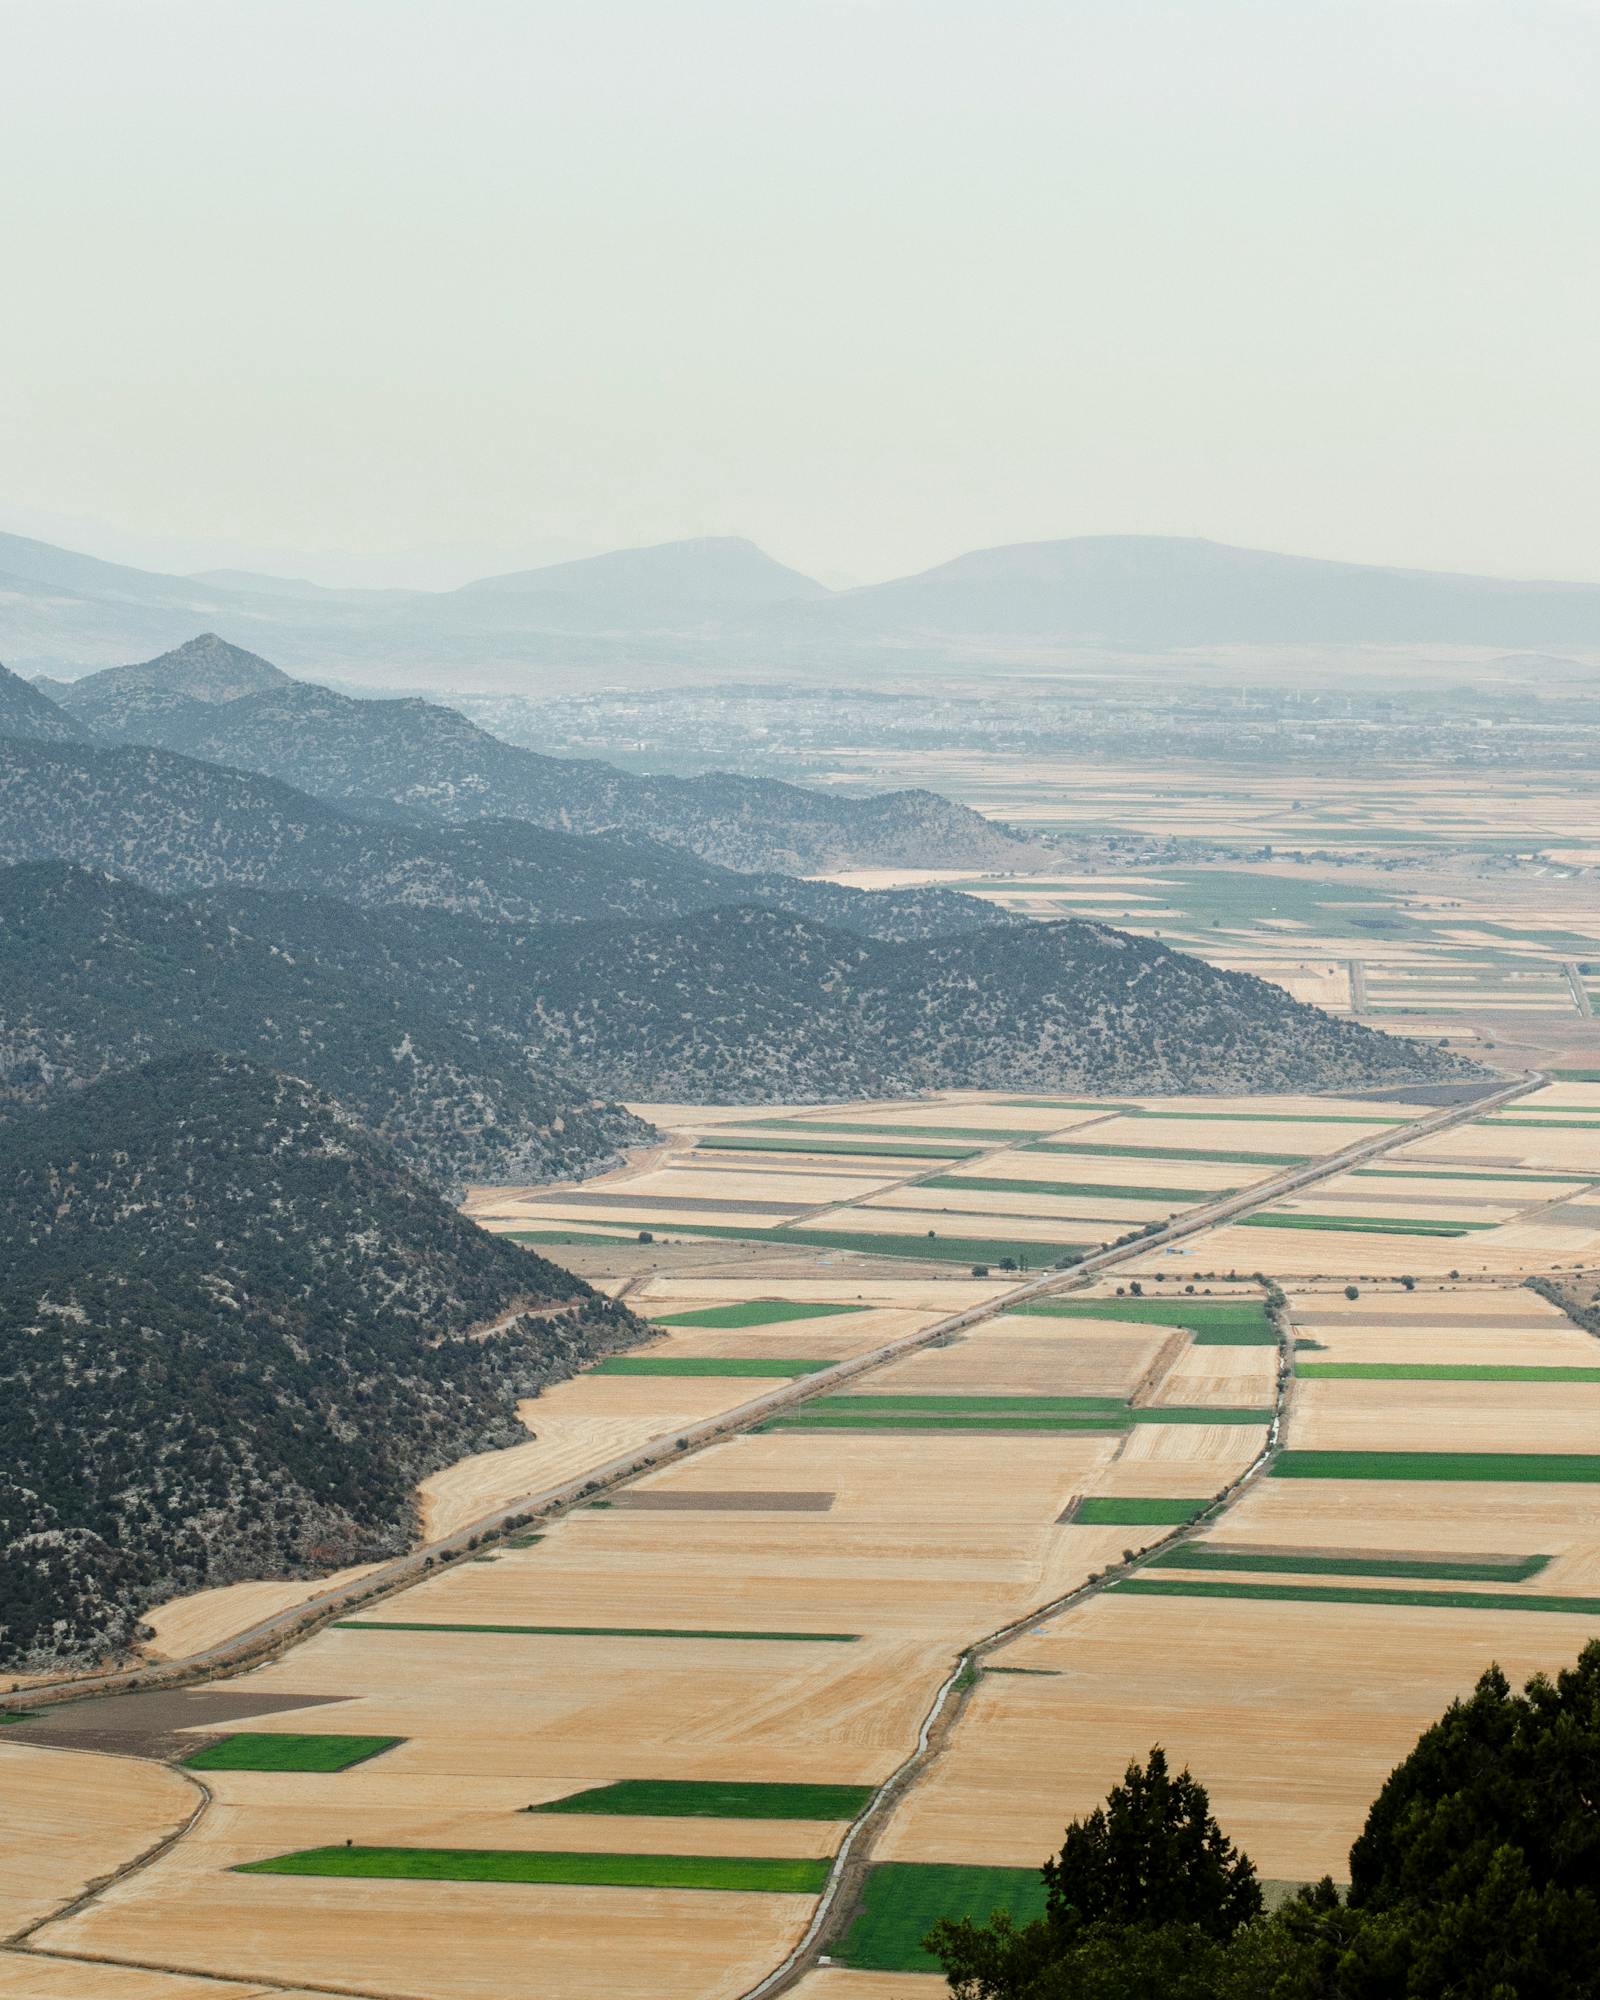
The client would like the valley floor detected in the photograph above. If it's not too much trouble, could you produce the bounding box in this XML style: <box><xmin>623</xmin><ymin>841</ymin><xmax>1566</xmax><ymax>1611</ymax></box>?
<box><xmin>5</xmin><ymin>1083</ymin><xmax>1599</xmax><ymax>1999</ymax></box>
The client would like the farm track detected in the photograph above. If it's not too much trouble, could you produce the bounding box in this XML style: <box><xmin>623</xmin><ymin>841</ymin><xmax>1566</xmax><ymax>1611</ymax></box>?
<box><xmin>1</xmin><ymin>1072</ymin><xmax>1542</xmax><ymax>2000</ymax></box>
<box><xmin>735</xmin><ymin>1072</ymin><xmax>1548</xmax><ymax>1997</ymax></box>
<box><xmin>8</xmin><ymin>1072</ymin><xmax>1537</xmax><ymax>1726</ymax></box>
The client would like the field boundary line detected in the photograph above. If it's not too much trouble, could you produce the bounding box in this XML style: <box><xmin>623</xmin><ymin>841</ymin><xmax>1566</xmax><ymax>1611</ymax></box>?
<box><xmin>9</xmin><ymin>1942</ymin><xmax>423</xmax><ymax>2000</ymax></box>
<box><xmin>732</xmin><ymin>1074</ymin><xmax>1544</xmax><ymax>1997</ymax></box>
<box><xmin>7</xmin><ymin>1069</ymin><xmax>1539</xmax><ymax>1726</ymax></box>
<box><xmin>4</xmin><ymin>1747</ymin><xmax>213</xmax><ymax>1953</ymax></box>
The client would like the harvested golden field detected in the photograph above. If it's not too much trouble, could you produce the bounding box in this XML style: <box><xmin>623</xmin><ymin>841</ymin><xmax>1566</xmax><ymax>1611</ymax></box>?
<box><xmin>1288</xmin><ymin>1377</ymin><xmax>1600</xmax><ymax>1454</ymax></box>
<box><xmin>1146</xmin><ymin>1342</ymin><xmax>1278</xmax><ymax>1408</ymax></box>
<box><xmin>417</xmin><ymin>1372</ymin><xmax>771</xmax><ymax>1538</ymax></box>
<box><xmin>939</xmin><ymin>1152</ymin><xmax>1250</xmax><ymax>1192</ymax></box>
<box><xmin>142</xmin><ymin>1564</ymin><xmax>382</xmax><ymax>1661</ymax></box>
<box><xmin>1129</xmin><ymin>1216</ymin><xmax>1598</xmax><ymax>1279</ymax></box>
<box><xmin>34</xmin><ymin>1421</ymin><xmax>1129</xmax><ymax>2000</ymax></box>
<box><xmin>44</xmin><ymin>1857</ymin><xmax>814</xmax><ymax>2000</ymax></box>
<box><xmin>877</xmin><ymin>1594</ymin><xmax>1592</xmax><ymax>1881</ymax></box>
<box><xmin>0</xmin><ymin>1958</ymin><xmax>313</xmax><ymax>2000</ymax></box>
<box><xmin>1201</xmin><ymin>1476</ymin><xmax>1599</xmax><ymax>1572</ymax></box>
<box><xmin>0</xmin><ymin>1743</ymin><xmax>195</xmax><ymax>1938</ymax></box>
<box><xmin>863</xmin><ymin>1187</ymin><xmax>1178</xmax><ymax>1225</ymax></box>
<box><xmin>857</xmin><ymin>1322</ymin><xmax>1170</xmax><ymax>1399</ymax></box>
<box><xmin>786</xmin><ymin>1974</ymin><xmax>938</xmax><ymax>2000</ymax></box>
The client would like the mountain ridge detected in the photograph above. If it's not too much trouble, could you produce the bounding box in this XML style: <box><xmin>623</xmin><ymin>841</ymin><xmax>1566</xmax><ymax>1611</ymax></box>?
<box><xmin>0</xmin><ymin>730</ymin><xmax>1014</xmax><ymax>939</ymax></box>
<box><xmin>0</xmin><ymin>1054</ymin><xmax>644</xmax><ymax>1670</ymax></box>
<box><xmin>57</xmin><ymin>643</ymin><xmax>1030</xmax><ymax>873</ymax></box>
<box><xmin>0</xmin><ymin>861</ymin><xmax>650</xmax><ymax>1192</ymax></box>
<box><xmin>6</xmin><ymin>528</ymin><xmax>1600</xmax><ymax>675</ymax></box>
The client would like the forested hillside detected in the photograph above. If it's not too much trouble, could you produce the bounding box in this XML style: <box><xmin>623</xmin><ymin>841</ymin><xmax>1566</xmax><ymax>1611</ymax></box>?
<box><xmin>0</xmin><ymin>863</ymin><xmax>649</xmax><ymax>1191</ymax></box>
<box><xmin>0</xmin><ymin>660</ymin><xmax>85</xmax><ymax>742</ymax></box>
<box><xmin>49</xmin><ymin>637</ymin><xmax>1034</xmax><ymax>872</ymax></box>
<box><xmin>0</xmin><ymin>1057</ymin><xmax>643</xmax><ymax>1671</ymax></box>
<box><xmin>195</xmin><ymin>891</ymin><xmax>1474</xmax><ymax>1100</ymax></box>
<box><xmin>0</xmin><ymin>733</ymin><xmax>1008</xmax><ymax>941</ymax></box>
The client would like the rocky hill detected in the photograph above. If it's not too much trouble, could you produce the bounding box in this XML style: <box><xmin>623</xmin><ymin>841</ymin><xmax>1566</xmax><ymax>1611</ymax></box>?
<box><xmin>47</xmin><ymin>631</ymin><xmax>291</xmax><ymax>729</ymax></box>
<box><xmin>480</xmin><ymin>905</ymin><xmax>1480</xmax><ymax>1100</ymax></box>
<box><xmin>52</xmin><ymin>639</ymin><xmax>1033</xmax><ymax>873</ymax></box>
<box><xmin>194</xmin><ymin>892</ymin><xmax>1476</xmax><ymax>1102</ymax></box>
<box><xmin>0</xmin><ymin>733</ymin><xmax>1009</xmax><ymax>940</ymax></box>
<box><xmin>0</xmin><ymin>863</ymin><xmax>649</xmax><ymax>1192</ymax></box>
<box><xmin>0</xmin><ymin>660</ymin><xmax>86</xmax><ymax>743</ymax></box>
<box><xmin>0</xmin><ymin>1056</ymin><xmax>645</xmax><ymax>1672</ymax></box>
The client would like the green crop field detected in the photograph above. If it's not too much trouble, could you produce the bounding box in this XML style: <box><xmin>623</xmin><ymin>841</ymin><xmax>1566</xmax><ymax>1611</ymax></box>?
<box><xmin>181</xmin><ymin>1733</ymin><xmax>401</xmax><ymax>1773</ymax></box>
<box><xmin>236</xmin><ymin>1846</ymin><xmax>832</xmax><ymax>1894</ymax></box>
<box><xmin>760</xmin><ymin>1409</ymin><xmax>1127</xmax><ymax>1434</ymax></box>
<box><xmin>1071</xmin><ymin>1497</ymin><xmax>1210</xmax><ymax>1525</ymax></box>
<box><xmin>1296</xmin><ymin>1363</ymin><xmax>1600</xmax><ymax>1383</ymax></box>
<box><xmin>1238</xmin><ymin>1213</ymin><xmax>1492</xmax><ymax>1237</ymax></box>
<box><xmin>796</xmin><ymin>1393</ymin><xmax>1130</xmax><ymax>1414</ymax></box>
<box><xmin>696</xmin><ymin>1134</ymin><xmax>981</xmax><ymax>1159</ymax></box>
<box><xmin>1112</xmin><ymin>1577</ymin><xmax>1600</xmax><ymax>1617</ymax></box>
<box><xmin>836</xmin><ymin>1862</ymin><xmax>1047</xmax><ymax>1972</ymax></box>
<box><xmin>1146</xmin><ymin>1548</ymin><xmax>1551</xmax><ymax>1583</ymax></box>
<box><xmin>1274</xmin><ymin>1451</ymin><xmax>1600</xmax><ymax>1483</ymax></box>
<box><xmin>592</xmin><ymin>1356</ymin><xmax>836</xmax><ymax>1377</ymax></box>
<box><xmin>333</xmin><ymin>1621</ymin><xmax>859</xmax><ymax>1641</ymax></box>
<box><xmin>1025</xmin><ymin>1141</ymin><xmax>1311</xmax><ymax>1165</ymax></box>
<box><xmin>652</xmin><ymin>1300</ymin><xmax>869</xmax><ymax>1329</ymax></box>
<box><xmin>1551</xmin><ymin>1068</ymin><xmax>1600</xmax><ymax>1082</ymax></box>
<box><xmin>528</xmin><ymin>1778</ymin><xmax>874</xmax><ymax>1820</ymax></box>
<box><xmin>776</xmin><ymin>1227</ymin><xmax>1087</xmax><ymax>1264</ymax></box>
<box><xmin>1011</xmin><ymin>1297</ymin><xmax>1278</xmax><ymax>1344</ymax></box>
<box><xmin>921</xmin><ymin>1174</ymin><xmax>1228</xmax><ymax>1204</ymax></box>
<box><xmin>1127</xmin><ymin>1407</ymin><xmax>1273</xmax><ymax>1425</ymax></box>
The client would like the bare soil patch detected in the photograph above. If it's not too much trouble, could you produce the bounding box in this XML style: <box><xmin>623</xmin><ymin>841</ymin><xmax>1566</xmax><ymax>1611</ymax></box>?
<box><xmin>5</xmin><ymin>1689</ymin><xmax>351</xmax><ymax>1763</ymax></box>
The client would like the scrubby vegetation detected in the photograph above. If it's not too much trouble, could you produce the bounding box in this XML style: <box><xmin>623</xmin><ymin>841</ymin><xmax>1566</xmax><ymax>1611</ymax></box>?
<box><xmin>0</xmin><ymin>1055</ymin><xmax>641</xmax><ymax>1671</ymax></box>
<box><xmin>0</xmin><ymin>862</ymin><xmax>648</xmax><ymax>1192</ymax></box>
<box><xmin>60</xmin><ymin>646</ymin><xmax>1032</xmax><ymax>875</ymax></box>
<box><xmin>924</xmin><ymin>1646</ymin><xmax>1600</xmax><ymax>1996</ymax></box>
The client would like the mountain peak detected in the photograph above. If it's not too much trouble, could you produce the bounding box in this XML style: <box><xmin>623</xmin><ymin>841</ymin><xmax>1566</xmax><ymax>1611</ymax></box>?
<box><xmin>0</xmin><ymin>659</ymin><xmax>86</xmax><ymax>743</ymax></box>
<box><xmin>55</xmin><ymin>631</ymin><xmax>296</xmax><ymax>721</ymax></box>
<box><xmin>455</xmin><ymin>535</ymin><xmax>829</xmax><ymax>617</ymax></box>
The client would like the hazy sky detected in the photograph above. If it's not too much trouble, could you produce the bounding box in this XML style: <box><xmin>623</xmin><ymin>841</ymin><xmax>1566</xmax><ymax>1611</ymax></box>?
<box><xmin>2</xmin><ymin>0</ymin><xmax>1597</xmax><ymax>588</ymax></box>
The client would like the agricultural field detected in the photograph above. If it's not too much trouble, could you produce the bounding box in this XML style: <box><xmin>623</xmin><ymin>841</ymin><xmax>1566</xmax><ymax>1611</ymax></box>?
<box><xmin>466</xmin><ymin>1087</ymin><xmax>1456</xmax><ymax>1280</ymax></box>
<box><xmin>814</xmin><ymin>752</ymin><xmax>1600</xmax><ymax>1069</ymax></box>
<box><xmin>1117</xmin><ymin>1082</ymin><xmax>1600</xmax><ymax>1280</ymax></box>
<box><xmin>870</xmin><ymin>1281</ymin><xmax>1600</xmax><ymax>1903</ymax></box>
<box><xmin>10</xmin><ymin>1072</ymin><xmax>1599</xmax><ymax>1999</ymax></box>
<box><xmin>7</xmin><ymin>1261</ymin><xmax>1280</xmax><ymax>2000</ymax></box>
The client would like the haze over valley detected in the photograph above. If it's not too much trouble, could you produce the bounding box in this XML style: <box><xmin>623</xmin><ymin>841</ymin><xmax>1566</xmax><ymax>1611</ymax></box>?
<box><xmin>4</xmin><ymin>6</ymin><xmax>1599</xmax><ymax>1998</ymax></box>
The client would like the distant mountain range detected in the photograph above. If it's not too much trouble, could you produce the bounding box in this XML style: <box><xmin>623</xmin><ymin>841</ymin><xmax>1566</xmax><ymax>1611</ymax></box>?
<box><xmin>4</xmin><ymin>528</ymin><xmax>1599</xmax><ymax>679</ymax></box>
<box><xmin>41</xmin><ymin>636</ymin><xmax>1030</xmax><ymax>874</ymax></box>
